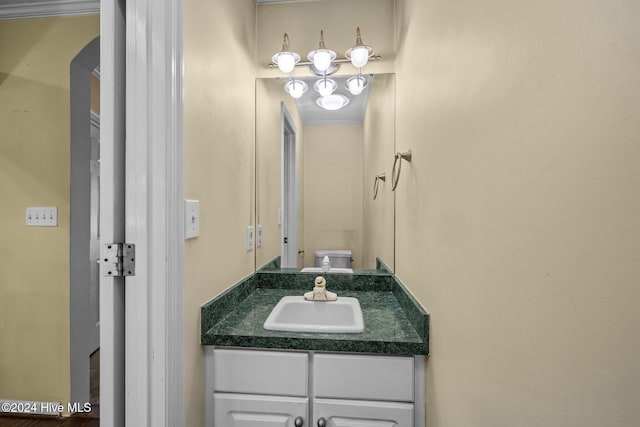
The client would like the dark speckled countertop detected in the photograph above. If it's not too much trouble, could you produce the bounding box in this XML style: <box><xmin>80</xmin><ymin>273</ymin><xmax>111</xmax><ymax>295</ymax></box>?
<box><xmin>201</xmin><ymin>260</ymin><xmax>429</xmax><ymax>355</ymax></box>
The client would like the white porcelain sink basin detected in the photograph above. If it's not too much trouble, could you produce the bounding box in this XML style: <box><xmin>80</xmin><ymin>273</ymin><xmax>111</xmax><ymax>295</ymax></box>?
<box><xmin>263</xmin><ymin>296</ymin><xmax>364</xmax><ymax>333</ymax></box>
<box><xmin>300</xmin><ymin>267</ymin><xmax>354</xmax><ymax>274</ymax></box>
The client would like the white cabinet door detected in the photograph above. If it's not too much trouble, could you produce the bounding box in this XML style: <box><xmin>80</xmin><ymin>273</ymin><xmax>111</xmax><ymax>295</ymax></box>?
<box><xmin>314</xmin><ymin>398</ymin><xmax>414</xmax><ymax>427</ymax></box>
<box><xmin>214</xmin><ymin>393</ymin><xmax>308</xmax><ymax>427</ymax></box>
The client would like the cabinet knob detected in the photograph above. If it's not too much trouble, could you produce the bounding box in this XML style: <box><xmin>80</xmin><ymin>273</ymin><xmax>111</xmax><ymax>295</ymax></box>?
<box><xmin>317</xmin><ymin>418</ymin><xmax>326</xmax><ymax>427</ymax></box>
<box><xmin>294</xmin><ymin>416</ymin><xmax>304</xmax><ymax>427</ymax></box>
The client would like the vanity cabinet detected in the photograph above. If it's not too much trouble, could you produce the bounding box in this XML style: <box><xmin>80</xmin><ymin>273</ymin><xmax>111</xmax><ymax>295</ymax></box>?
<box><xmin>314</xmin><ymin>398</ymin><xmax>413</xmax><ymax>426</ymax></box>
<box><xmin>205</xmin><ymin>348</ymin><xmax>425</xmax><ymax>427</ymax></box>
<box><xmin>214</xmin><ymin>393</ymin><xmax>307</xmax><ymax>426</ymax></box>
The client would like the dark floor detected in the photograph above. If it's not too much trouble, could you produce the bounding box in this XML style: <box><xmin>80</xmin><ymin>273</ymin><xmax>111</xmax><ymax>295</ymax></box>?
<box><xmin>0</xmin><ymin>410</ymin><xmax>98</xmax><ymax>427</ymax></box>
<box><xmin>0</xmin><ymin>350</ymin><xmax>101</xmax><ymax>426</ymax></box>
<box><xmin>89</xmin><ymin>350</ymin><xmax>100</xmax><ymax>405</ymax></box>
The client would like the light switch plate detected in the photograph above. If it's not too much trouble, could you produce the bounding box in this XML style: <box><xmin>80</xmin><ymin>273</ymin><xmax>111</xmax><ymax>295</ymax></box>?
<box><xmin>26</xmin><ymin>207</ymin><xmax>58</xmax><ymax>227</ymax></box>
<box><xmin>184</xmin><ymin>200</ymin><xmax>200</xmax><ymax>239</ymax></box>
<box><xmin>246</xmin><ymin>226</ymin><xmax>254</xmax><ymax>251</ymax></box>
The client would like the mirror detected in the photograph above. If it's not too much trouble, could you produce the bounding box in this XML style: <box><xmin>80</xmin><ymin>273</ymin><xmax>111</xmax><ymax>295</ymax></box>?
<box><xmin>255</xmin><ymin>73</ymin><xmax>396</xmax><ymax>272</ymax></box>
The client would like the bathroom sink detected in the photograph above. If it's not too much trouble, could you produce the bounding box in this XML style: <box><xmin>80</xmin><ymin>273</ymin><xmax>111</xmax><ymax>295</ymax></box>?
<box><xmin>263</xmin><ymin>296</ymin><xmax>364</xmax><ymax>333</ymax></box>
<box><xmin>300</xmin><ymin>267</ymin><xmax>354</xmax><ymax>273</ymax></box>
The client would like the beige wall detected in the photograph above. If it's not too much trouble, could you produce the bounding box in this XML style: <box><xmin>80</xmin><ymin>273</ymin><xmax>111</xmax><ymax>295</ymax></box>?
<box><xmin>183</xmin><ymin>0</ymin><xmax>256</xmax><ymax>425</ymax></box>
<box><xmin>362</xmin><ymin>73</ymin><xmax>396</xmax><ymax>269</ymax></box>
<box><xmin>257</xmin><ymin>0</ymin><xmax>395</xmax><ymax>78</ymax></box>
<box><xmin>303</xmin><ymin>125</ymin><xmax>363</xmax><ymax>268</ymax></box>
<box><xmin>0</xmin><ymin>15</ymin><xmax>99</xmax><ymax>405</ymax></box>
<box><xmin>395</xmin><ymin>0</ymin><xmax>640</xmax><ymax>425</ymax></box>
<box><xmin>255</xmin><ymin>78</ymin><xmax>305</xmax><ymax>269</ymax></box>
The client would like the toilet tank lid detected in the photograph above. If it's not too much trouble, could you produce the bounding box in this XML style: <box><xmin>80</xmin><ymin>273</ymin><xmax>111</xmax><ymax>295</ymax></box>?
<box><xmin>315</xmin><ymin>250</ymin><xmax>352</xmax><ymax>258</ymax></box>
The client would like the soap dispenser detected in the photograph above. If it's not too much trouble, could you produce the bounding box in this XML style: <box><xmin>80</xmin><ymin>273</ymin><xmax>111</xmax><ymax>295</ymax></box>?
<box><xmin>321</xmin><ymin>255</ymin><xmax>331</xmax><ymax>273</ymax></box>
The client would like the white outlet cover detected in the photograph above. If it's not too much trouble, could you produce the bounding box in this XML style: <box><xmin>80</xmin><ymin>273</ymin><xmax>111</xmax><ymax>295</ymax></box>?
<box><xmin>257</xmin><ymin>224</ymin><xmax>262</xmax><ymax>248</ymax></box>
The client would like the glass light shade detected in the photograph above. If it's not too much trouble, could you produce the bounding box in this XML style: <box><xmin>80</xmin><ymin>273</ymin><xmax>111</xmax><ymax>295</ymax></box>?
<box><xmin>314</xmin><ymin>78</ymin><xmax>337</xmax><ymax>97</ymax></box>
<box><xmin>308</xmin><ymin>49</ymin><xmax>336</xmax><ymax>72</ymax></box>
<box><xmin>316</xmin><ymin>94</ymin><xmax>350</xmax><ymax>111</ymax></box>
<box><xmin>284</xmin><ymin>79</ymin><xmax>308</xmax><ymax>99</ymax></box>
<box><xmin>349</xmin><ymin>46</ymin><xmax>370</xmax><ymax>68</ymax></box>
<box><xmin>345</xmin><ymin>28</ymin><xmax>373</xmax><ymax>69</ymax></box>
<box><xmin>346</xmin><ymin>76</ymin><xmax>366</xmax><ymax>95</ymax></box>
<box><xmin>272</xmin><ymin>51</ymin><xmax>300</xmax><ymax>74</ymax></box>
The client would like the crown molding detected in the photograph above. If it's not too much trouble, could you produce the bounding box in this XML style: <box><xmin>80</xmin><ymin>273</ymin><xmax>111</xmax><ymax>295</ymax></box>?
<box><xmin>0</xmin><ymin>0</ymin><xmax>99</xmax><ymax>20</ymax></box>
<box><xmin>256</xmin><ymin>0</ymin><xmax>320</xmax><ymax>4</ymax></box>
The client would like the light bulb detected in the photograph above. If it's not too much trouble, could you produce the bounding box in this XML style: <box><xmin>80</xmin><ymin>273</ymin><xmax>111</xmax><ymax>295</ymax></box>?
<box><xmin>314</xmin><ymin>78</ymin><xmax>336</xmax><ymax>97</ymax></box>
<box><xmin>272</xmin><ymin>33</ymin><xmax>300</xmax><ymax>74</ymax></box>
<box><xmin>275</xmin><ymin>52</ymin><xmax>296</xmax><ymax>73</ymax></box>
<box><xmin>313</xmin><ymin>50</ymin><xmax>332</xmax><ymax>72</ymax></box>
<box><xmin>350</xmin><ymin>46</ymin><xmax>370</xmax><ymax>68</ymax></box>
<box><xmin>316</xmin><ymin>94</ymin><xmax>349</xmax><ymax>111</ymax></box>
<box><xmin>285</xmin><ymin>79</ymin><xmax>307</xmax><ymax>99</ymax></box>
<box><xmin>347</xmin><ymin>76</ymin><xmax>365</xmax><ymax>95</ymax></box>
<box><xmin>345</xmin><ymin>28</ymin><xmax>373</xmax><ymax>70</ymax></box>
<box><xmin>308</xmin><ymin>31</ymin><xmax>336</xmax><ymax>73</ymax></box>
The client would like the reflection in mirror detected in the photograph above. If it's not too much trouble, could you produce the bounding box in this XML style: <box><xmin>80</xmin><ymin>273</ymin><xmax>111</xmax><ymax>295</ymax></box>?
<box><xmin>256</xmin><ymin>74</ymin><xmax>395</xmax><ymax>272</ymax></box>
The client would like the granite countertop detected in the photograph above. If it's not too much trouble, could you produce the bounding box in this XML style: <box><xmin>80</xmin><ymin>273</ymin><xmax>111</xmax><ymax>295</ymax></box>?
<box><xmin>201</xmin><ymin>266</ymin><xmax>429</xmax><ymax>355</ymax></box>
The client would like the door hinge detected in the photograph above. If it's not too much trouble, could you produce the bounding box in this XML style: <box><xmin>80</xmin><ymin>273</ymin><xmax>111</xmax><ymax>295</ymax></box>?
<box><xmin>103</xmin><ymin>243</ymin><xmax>136</xmax><ymax>277</ymax></box>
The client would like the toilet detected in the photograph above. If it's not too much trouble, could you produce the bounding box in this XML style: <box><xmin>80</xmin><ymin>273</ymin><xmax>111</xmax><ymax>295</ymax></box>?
<box><xmin>314</xmin><ymin>250</ymin><xmax>353</xmax><ymax>269</ymax></box>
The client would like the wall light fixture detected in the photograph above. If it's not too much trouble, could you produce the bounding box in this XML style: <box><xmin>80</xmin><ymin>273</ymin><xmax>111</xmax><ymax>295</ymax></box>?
<box><xmin>271</xmin><ymin>27</ymin><xmax>379</xmax><ymax>109</ymax></box>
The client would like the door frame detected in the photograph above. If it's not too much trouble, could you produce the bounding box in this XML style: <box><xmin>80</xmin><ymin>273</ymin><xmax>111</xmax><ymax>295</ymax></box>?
<box><xmin>101</xmin><ymin>0</ymin><xmax>184</xmax><ymax>426</ymax></box>
<box><xmin>124</xmin><ymin>0</ymin><xmax>184</xmax><ymax>425</ymax></box>
<box><xmin>280</xmin><ymin>103</ymin><xmax>298</xmax><ymax>268</ymax></box>
<box><xmin>99</xmin><ymin>2</ymin><xmax>125</xmax><ymax>426</ymax></box>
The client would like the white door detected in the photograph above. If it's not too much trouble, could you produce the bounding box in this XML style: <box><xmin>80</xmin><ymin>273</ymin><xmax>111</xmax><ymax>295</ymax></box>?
<box><xmin>281</xmin><ymin>104</ymin><xmax>298</xmax><ymax>268</ymax></box>
<box><xmin>89</xmin><ymin>113</ymin><xmax>100</xmax><ymax>353</ymax></box>
<box><xmin>69</xmin><ymin>37</ymin><xmax>101</xmax><ymax>408</ymax></box>
<box><xmin>101</xmin><ymin>0</ymin><xmax>184</xmax><ymax>425</ymax></box>
<box><xmin>214</xmin><ymin>393</ymin><xmax>308</xmax><ymax>427</ymax></box>
<box><xmin>100</xmin><ymin>1</ymin><xmax>126</xmax><ymax>425</ymax></box>
<box><xmin>314</xmin><ymin>398</ymin><xmax>414</xmax><ymax>427</ymax></box>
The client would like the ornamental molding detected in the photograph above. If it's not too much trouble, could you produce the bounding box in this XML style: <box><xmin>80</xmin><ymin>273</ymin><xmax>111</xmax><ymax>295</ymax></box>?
<box><xmin>0</xmin><ymin>0</ymin><xmax>99</xmax><ymax>20</ymax></box>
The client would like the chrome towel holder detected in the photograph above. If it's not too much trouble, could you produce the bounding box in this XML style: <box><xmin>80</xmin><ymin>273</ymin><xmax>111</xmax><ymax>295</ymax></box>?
<box><xmin>391</xmin><ymin>149</ymin><xmax>412</xmax><ymax>191</ymax></box>
<box><xmin>373</xmin><ymin>173</ymin><xmax>386</xmax><ymax>200</ymax></box>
